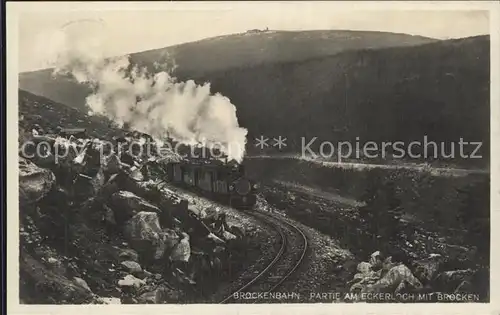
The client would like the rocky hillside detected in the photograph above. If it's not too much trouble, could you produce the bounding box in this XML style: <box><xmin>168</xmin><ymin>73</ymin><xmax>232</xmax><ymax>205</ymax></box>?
<box><xmin>18</xmin><ymin>87</ymin><xmax>490</xmax><ymax>303</ymax></box>
<box><xmin>18</xmin><ymin>89</ymin><xmax>258</xmax><ymax>304</ymax></box>
<box><xmin>18</xmin><ymin>89</ymin><xmax>122</xmax><ymax>140</ymax></box>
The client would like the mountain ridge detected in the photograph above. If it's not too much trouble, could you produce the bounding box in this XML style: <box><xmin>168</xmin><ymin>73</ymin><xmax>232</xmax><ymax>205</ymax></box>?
<box><xmin>18</xmin><ymin>32</ymin><xmax>489</xmax><ymax>167</ymax></box>
<box><xmin>20</xmin><ymin>29</ymin><xmax>437</xmax><ymax>75</ymax></box>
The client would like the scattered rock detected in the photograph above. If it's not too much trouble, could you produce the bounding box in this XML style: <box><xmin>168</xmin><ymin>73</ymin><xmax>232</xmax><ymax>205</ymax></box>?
<box><xmin>227</xmin><ymin>225</ymin><xmax>245</xmax><ymax>239</ymax></box>
<box><xmin>73</xmin><ymin>277</ymin><xmax>92</xmax><ymax>293</ymax></box>
<box><xmin>37</xmin><ymin>251</ymin><xmax>68</xmax><ymax>275</ymax></box>
<box><xmin>47</xmin><ymin>257</ymin><xmax>59</xmax><ymax>264</ymax></box>
<box><xmin>124</xmin><ymin>211</ymin><xmax>162</xmax><ymax>244</ymax></box>
<box><xmin>213</xmin><ymin>246</ymin><xmax>225</xmax><ymax>254</ymax></box>
<box><xmin>436</xmin><ymin>269</ymin><xmax>475</xmax><ymax>291</ymax></box>
<box><xmin>394</xmin><ymin>280</ymin><xmax>410</xmax><ymax>294</ymax></box>
<box><xmin>368</xmin><ymin>264</ymin><xmax>423</xmax><ymax>293</ymax></box>
<box><xmin>136</xmin><ymin>290</ymin><xmax>158</xmax><ymax>304</ymax></box>
<box><xmin>118</xmin><ymin>249</ymin><xmax>139</xmax><ymax>262</ymax></box>
<box><xmin>118</xmin><ymin>274</ymin><xmax>146</xmax><ymax>289</ymax></box>
<box><xmin>349</xmin><ymin>270</ymin><xmax>382</xmax><ymax>292</ymax></box>
<box><xmin>98</xmin><ymin>297</ymin><xmax>121</xmax><ymax>304</ymax></box>
<box><xmin>142</xmin><ymin>269</ymin><xmax>153</xmax><ymax>278</ymax></box>
<box><xmin>206</xmin><ymin>232</ymin><xmax>225</xmax><ymax>245</ymax></box>
<box><xmin>19</xmin><ymin>157</ymin><xmax>56</xmax><ymax>205</ymax></box>
<box><xmin>222</xmin><ymin>230</ymin><xmax>237</xmax><ymax>241</ymax></box>
<box><xmin>170</xmin><ymin>233</ymin><xmax>191</xmax><ymax>263</ymax></box>
<box><xmin>154</xmin><ymin>229</ymin><xmax>180</xmax><ymax>260</ymax></box>
<box><xmin>412</xmin><ymin>254</ymin><xmax>444</xmax><ymax>284</ymax></box>
<box><xmin>137</xmin><ymin>285</ymin><xmax>181</xmax><ymax>304</ymax></box>
<box><xmin>172</xmin><ymin>268</ymin><xmax>196</xmax><ymax>285</ymax></box>
<box><xmin>357</xmin><ymin>262</ymin><xmax>372</xmax><ymax>274</ymax></box>
<box><xmin>120</xmin><ymin>261</ymin><xmax>142</xmax><ymax>274</ymax></box>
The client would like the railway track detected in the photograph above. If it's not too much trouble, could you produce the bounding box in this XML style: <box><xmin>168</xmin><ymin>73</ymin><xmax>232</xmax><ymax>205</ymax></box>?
<box><xmin>219</xmin><ymin>210</ymin><xmax>308</xmax><ymax>304</ymax></box>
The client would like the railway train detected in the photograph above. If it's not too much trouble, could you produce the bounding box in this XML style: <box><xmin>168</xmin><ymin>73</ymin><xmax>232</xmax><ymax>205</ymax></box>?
<box><xmin>56</xmin><ymin>127</ymin><xmax>88</xmax><ymax>139</ymax></box>
<box><xmin>165</xmin><ymin>158</ymin><xmax>258</xmax><ymax>210</ymax></box>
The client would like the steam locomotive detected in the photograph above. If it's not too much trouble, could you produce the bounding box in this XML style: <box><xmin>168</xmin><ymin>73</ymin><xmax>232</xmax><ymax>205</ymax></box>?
<box><xmin>165</xmin><ymin>158</ymin><xmax>258</xmax><ymax>210</ymax></box>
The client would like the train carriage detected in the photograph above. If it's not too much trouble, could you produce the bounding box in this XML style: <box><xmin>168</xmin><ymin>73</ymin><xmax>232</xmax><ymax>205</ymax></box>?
<box><xmin>166</xmin><ymin>159</ymin><xmax>258</xmax><ymax>210</ymax></box>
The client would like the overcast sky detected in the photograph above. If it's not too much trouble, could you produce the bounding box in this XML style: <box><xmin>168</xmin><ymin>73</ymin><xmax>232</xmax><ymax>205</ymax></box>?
<box><xmin>12</xmin><ymin>2</ymin><xmax>491</xmax><ymax>72</ymax></box>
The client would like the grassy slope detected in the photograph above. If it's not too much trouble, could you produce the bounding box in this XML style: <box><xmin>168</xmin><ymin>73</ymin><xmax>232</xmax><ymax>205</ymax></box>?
<box><xmin>18</xmin><ymin>89</ymin><xmax>122</xmax><ymax>140</ymax></box>
<box><xmin>19</xmin><ymin>30</ymin><xmax>436</xmax><ymax>110</ymax></box>
<box><xmin>133</xmin><ymin>30</ymin><xmax>435</xmax><ymax>75</ymax></box>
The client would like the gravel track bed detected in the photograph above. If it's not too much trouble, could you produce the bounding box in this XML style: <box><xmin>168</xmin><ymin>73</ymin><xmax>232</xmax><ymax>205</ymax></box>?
<box><xmin>157</xmin><ymin>184</ymin><xmax>283</xmax><ymax>303</ymax></box>
<box><xmin>258</xmin><ymin>203</ymin><xmax>356</xmax><ymax>304</ymax></box>
<box><xmin>160</xmin><ymin>184</ymin><xmax>356</xmax><ymax>304</ymax></box>
<box><xmin>231</xmin><ymin>211</ymin><xmax>308</xmax><ymax>304</ymax></box>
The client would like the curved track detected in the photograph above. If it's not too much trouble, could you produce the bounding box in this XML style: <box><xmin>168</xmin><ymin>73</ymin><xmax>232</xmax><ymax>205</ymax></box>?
<box><xmin>220</xmin><ymin>210</ymin><xmax>308</xmax><ymax>303</ymax></box>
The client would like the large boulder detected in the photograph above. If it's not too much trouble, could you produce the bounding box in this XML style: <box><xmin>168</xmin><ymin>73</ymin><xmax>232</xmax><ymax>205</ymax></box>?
<box><xmin>19</xmin><ymin>157</ymin><xmax>56</xmax><ymax>205</ymax></box>
<box><xmin>110</xmin><ymin>191</ymin><xmax>162</xmax><ymax>224</ymax></box>
<box><xmin>174</xmin><ymin>209</ymin><xmax>222</xmax><ymax>248</ymax></box>
<box><xmin>135</xmin><ymin>182</ymin><xmax>188</xmax><ymax>227</ymax></box>
<box><xmin>123</xmin><ymin>212</ymin><xmax>171</xmax><ymax>263</ymax></box>
<box><xmin>154</xmin><ymin>229</ymin><xmax>181</xmax><ymax>260</ymax></box>
<box><xmin>357</xmin><ymin>262</ymin><xmax>373</xmax><ymax>274</ymax></box>
<box><xmin>169</xmin><ymin>233</ymin><xmax>191</xmax><ymax>263</ymax></box>
<box><xmin>26</xmin><ymin>136</ymin><xmax>58</xmax><ymax>169</ymax></box>
<box><xmin>349</xmin><ymin>270</ymin><xmax>382</xmax><ymax>293</ymax></box>
<box><xmin>349</xmin><ymin>260</ymin><xmax>381</xmax><ymax>292</ymax></box>
<box><xmin>435</xmin><ymin>269</ymin><xmax>475</xmax><ymax>292</ymax></box>
<box><xmin>117</xmin><ymin>274</ymin><xmax>146</xmax><ymax>289</ymax></box>
<box><xmin>118</xmin><ymin>249</ymin><xmax>139</xmax><ymax>262</ymax></box>
<box><xmin>221</xmin><ymin>230</ymin><xmax>237</xmax><ymax>242</ymax></box>
<box><xmin>120</xmin><ymin>261</ymin><xmax>142</xmax><ymax>275</ymax></box>
<box><xmin>369</xmin><ymin>251</ymin><xmax>384</xmax><ymax>270</ymax></box>
<box><xmin>412</xmin><ymin>254</ymin><xmax>444</xmax><ymax>284</ymax></box>
<box><xmin>365</xmin><ymin>264</ymin><xmax>423</xmax><ymax>294</ymax></box>
<box><xmin>136</xmin><ymin>285</ymin><xmax>182</xmax><ymax>304</ymax></box>
<box><xmin>73</xmin><ymin>277</ymin><xmax>93</xmax><ymax>294</ymax></box>
<box><xmin>98</xmin><ymin>297</ymin><xmax>121</xmax><ymax>304</ymax></box>
<box><xmin>124</xmin><ymin>211</ymin><xmax>162</xmax><ymax>242</ymax></box>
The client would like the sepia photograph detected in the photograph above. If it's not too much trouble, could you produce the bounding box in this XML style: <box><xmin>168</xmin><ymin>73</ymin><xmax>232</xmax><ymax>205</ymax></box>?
<box><xmin>6</xmin><ymin>1</ymin><xmax>500</xmax><ymax>312</ymax></box>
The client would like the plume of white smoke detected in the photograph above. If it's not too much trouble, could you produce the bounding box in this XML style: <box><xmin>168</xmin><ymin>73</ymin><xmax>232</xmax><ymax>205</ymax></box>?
<box><xmin>44</xmin><ymin>21</ymin><xmax>248</xmax><ymax>162</ymax></box>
